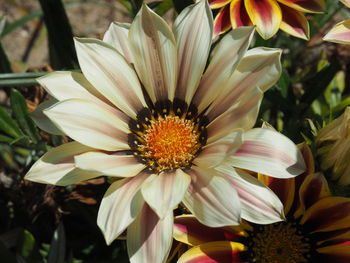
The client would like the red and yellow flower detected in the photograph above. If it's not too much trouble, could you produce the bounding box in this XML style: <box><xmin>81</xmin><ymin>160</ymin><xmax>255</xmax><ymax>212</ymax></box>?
<box><xmin>174</xmin><ymin>144</ymin><xmax>350</xmax><ymax>262</ymax></box>
<box><xmin>210</xmin><ymin>0</ymin><xmax>325</xmax><ymax>40</ymax></box>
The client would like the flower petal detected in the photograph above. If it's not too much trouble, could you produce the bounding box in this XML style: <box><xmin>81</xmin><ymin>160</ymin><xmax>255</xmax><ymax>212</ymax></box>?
<box><xmin>127</xmin><ymin>204</ymin><xmax>173</xmax><ymax>263</ymax></box>
<box><xmin>230</xmin><ymin>128</ymin><xmax>306</xmax><ymax>178</ymax></box>
<box><xmin>194</xmin><ymin>26</ymin><xmax>255</xmax><ymax>113</ymax></box>
<box><xmin>75</xmin><ymin>151</ymin><xmax>145</xmax><ymax>177</ymax></box>
<box><xmin>194</xmin><ymin>130</ymin><xmax>243</xmax><ymax>168</ymax></box>
<box><xmin>44</xmin><ymin>99</ymin><xmax>129</xmax><ymax>151</ymax></box>
<box><xmin>219</xmin><ymin>166</ymin><xmax>285</xmax><ymax>224</ymax></box>
<box><xmin>24</xmin><ymin>142</ymin><xmax>99</xmax><ymax>186</ymax></box>
<box><xmin>182</xmin><ymin>166</ymin><xmax>241</xmax><ymax>227</ymax></box>
<box><xmin>301</xmin><ymin>197</ymin><xmax>350</xmax><ymax>233</ymax></box>
<box><xmin>323</xmin><ymin>20</ymin><xmax>350</xmax><ymax>45</ymax></box>
<box><xmin>129</xmin><ymin>4</ymin><xmax>177</xmax><ymax>102</ymax></box>
<box><xmin>341</xmin><ymin>0</ymin><xmax>350</xmax><ymax>8</ymax></box>
<box><xmin>178</xmin><ymin>241</ymin><xmax>246</xmax><ymax>263</ymax></box>
<box><xmin>209</xmin><ymin>0</ymin><xmax>232</xmax><ymax>9</ymax></box>
<box><xmin>103</xmin><ymin>22</ymin><xmax>133</xmax><ymax>63</ymax></box>
<box><xmin>279</xmin><ymin>4</ymin><xmax>309</xmax><ymax>40</ymax></box>
<box><xmin>174</xmin><ymin>215</ymin><xmax>246</xmax><ymax>246</ymax></box>
<box><xmin>316</xmin><ymin>244</ymin><xmax>350</xmax><ymax>263</ymax></box>
<box><xmin>213</xmin><ymin>6</ymin><xmax>232</xmax><ymax>36</ymax></box>
<box><xmin>74</xmin><ymin>37</ymin><xmax>146</xmax><ymax>118</ymax></box>
<box><xmin>174</xmin><ymin>0</ymin><xmax>213</xmax><ymax>104</ymax></box>
<box><xmin>244</xmin><ymin>0</ymin><xmax>282</xmax><ymax>39</ymax></box>
<box><xmin>207</xmin><ymin>88</ymin><xmax>263</xmax><ymax>143</ymax></box>
<box><xmin>277</xmin><ymin>0</ymin><xmax>325</xmax><ymax>13</ymax></box>
<box><xmin>230</xmin><ymin>0</ymin><xmax>252</xmax><ymax>28</ymax></box>
<box><xmin>206</xmin><ymin>47</ymin><xmax>281</xmax><ymax>120</ymax></box>
<box><xmin>31</xmin><ymin>99</ymin><xmax>64</xmax><ymax>135</ymax></box>
<box><xmin>97</xmin><ymin>173</ymin><xmax>148</xmax><ymax>245</ymax></box>
<box><xmin>141</xmin><ymin>169</ymin><xmax>191</xmax><ymax>219</ymax></box>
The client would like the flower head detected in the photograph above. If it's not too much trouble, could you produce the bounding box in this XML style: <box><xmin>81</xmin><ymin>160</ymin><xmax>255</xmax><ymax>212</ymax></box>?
<box><xmin>26</xmin><ymin>1</ymin><xmax>305</xmax><ymax>262</ymax></box>
<box><xmin>210</xmin><ymin>0</ymin><xmax>325</xmax><ymax>40</ymax></box>
<box><xmin>174</xmin><ymin>144</ymin><xmax>350</xmax><ymax>262</ymax></box>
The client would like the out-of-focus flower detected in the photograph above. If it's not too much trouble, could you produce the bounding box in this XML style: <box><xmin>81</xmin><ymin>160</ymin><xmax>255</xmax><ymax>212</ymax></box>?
<box><xmin>210</xmin><ymin>0</ymin><xmax>325</xmax><ymax>40</ymax></box>
<box><xmin>174</xmin><ymin>144</ymin><xmax>350</xmax><ymax>263</ymax></box>
<box><xmin>316</xmin><ymin>107</ymin><xmax>350</xmax><ymax>185</ymax></box>
<box><xmin>324</xmin><ymin>0</ymin><xmax>350</xmax><ymax>44</ymax></box>
<box><xmin>25</xmin><ymin>0</ymin><xmax>305</xmax><ymax>262</ymax></box>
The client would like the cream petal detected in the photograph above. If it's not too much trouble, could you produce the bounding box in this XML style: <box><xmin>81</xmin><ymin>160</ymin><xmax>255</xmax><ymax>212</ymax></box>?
<box><xmin>97</xmin><ymin>173</ymin><xmax>148</xmax><ymax>245</ymax></box>
<box><xmin>323</xmin><ymin>19</ymin><xmax>350</xmax><ymax>45</ymax></box>
<box><xmin>75</xmin><ymin>151</ymin><xmax>145</xmax><ymax>177</ymax></box>
<box><xmin>24</xmin><ymin>142</ymin><xmax>99</xmax><ymax>186</ymax></box>
<box><xmin>129</xmin><ymin>4</ymin><xmax>177</xmax><ymax>102</ymax></box>
<box><xmin>230</xmin><ymin>128</ymin><xmax>306</xmax><ymax>178</ymax></box>
<box><xmin>183</xmin><ymin>166</ymin><xmax>241</xmax><ymax>227</ymax></box>
<box><xmin>127</xmin><ymin>204</ymin><xmax>173</xmax><ymax>263</ymax></box>
<box><xmin>207</xmin><ymin>47</ymin><xmax>282</xmax><ymax>119</ymax></box>
<box><xmin>173</xmin><ymin>0</ymin><xmax>213</xmax><ymax>103</ymax></box>
<box><xmin>74</xmin><ymin>38</ymin><xmax>147</xmax><ymax>118</ymax></box>
<box><xmin>193</xmin><ymin>26</ymin><xmax>255</xmax><ymax>113</ymax></box>
<box><xmin>218</xmin><ymin>165</ymin><xmax>285</xmax><ymax>224</ymax></box>
<box><xmin>194</xmin><ymin>130</ymin><xmax>243</xmax><ymax>168</ymax></box>
<box><xmin>44</xmin><ymin>99</ymin><xmax>129</xmax><ymax>151</ymax></box>
<box><xmin>207</xmin><ymin>88</ymin><xmax>263</xmax><ymax>143</ymax></box>
<box><xmin>103</xmin><ymin>22</ymin><xmax>133</xmax><ymax>63</ymax></box>
<box><xmin>30</xmin><ymin>99</ymin><xmax>64</xmax><ymax>135</ymax></box>
<box><xmin>141</xmin><ymin>169</ymin><xmax>191</xmax><ymax>219</ymax></box>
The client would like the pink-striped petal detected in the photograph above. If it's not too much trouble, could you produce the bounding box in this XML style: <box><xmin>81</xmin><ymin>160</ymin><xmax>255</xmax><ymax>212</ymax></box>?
<box><xmin>182</xmin><ymin>166</ymin><xmax>241</xmax><ymax>227</ymax></box>
<box><xmin>24</xmin><ymin>142</ymin><xmax>99</xmax><ymax>186</ymax></box>
<box><xmin>97</xmin><ymin>173</ymin><xmax>149</xmax><ymax>245</ymax></box>
<box><xmin>174</xmin><ymin>0</ymin><xmax>213</xmax><ymax>104</ymax></box>
<box><xmin>280</xmin><ymin>4</ymin><xmax>309</xmax><ymax>40</ymax></box>
<box><xmin>230</xmin><ymin>0</ymin><xmax>252</xmax><ymax>28</ymax></box>
<box><xmin>127</xmin><ymin>204</ymin><xmax>173</xmax><ymax>263</ymax></box>
<box><xmin>209</xmin><ymin>0</ymin><xmax>232</xmax><ymax>9</ymax></box>
<box><xmin>341</xmin><ymin>0</ymin><xmax>350</xmax><ymax>8</ymax></box>
<box><xmin>141</xmin><ymin>169</ymin><xmax>191</xmax><ymax>219</ymax></box>
<box><xmin>74</xmin><ymin>151</ymin><xmax>145</xmax><ymax>177</ymax></box>
<box><xmin>244</xmin><ymin>0</ymin><xmax>282</xmax><ymax>39</ymax></box>
<box><xmin>230</xmin><ymin>128</ymin><xmax>306</xmax><ymax>178</ymax></box>
<box><xmin>277</xmin><ymin>0</ymin><xmax>325</xmax><ymax>13</ymax></box>
<box><xmin>213</xmin><ymin>6</ymin><xmax>232</xmax><ymax>36</ymax></box>
<box><xmin>178</xmin><ymin>241</ymin><xmax>246</xmax><ymax>263</ymax></box>
<box><xmin>218</xmin><ymin>165</ymin><xmax>285</xmax><ymax>223</ymax></box>
<box><xmin>174</xmin><ymin>215</ymin><xmax>246</xmax><ymax>246</ymax></box>
<box><xmin>129</xmin><ymin>4</ymin><xmax>177</xmax><ymax>102</ymax></box>
<box><xmin>323</xmin><ymin>20</ymin><xmax>350</xmax><ymax>45</ymax></box>
<box><xmin>44</xmin><ymin>99</ymin><xmax>129</xmax><ymax>151</ymax></box>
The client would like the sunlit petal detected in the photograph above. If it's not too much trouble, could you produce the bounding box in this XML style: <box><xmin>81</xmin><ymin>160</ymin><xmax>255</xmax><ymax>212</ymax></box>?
<box><xmin>323</xmin><ymin>20</ymin><xmax>350</xmax><ymax>45</ymax></box>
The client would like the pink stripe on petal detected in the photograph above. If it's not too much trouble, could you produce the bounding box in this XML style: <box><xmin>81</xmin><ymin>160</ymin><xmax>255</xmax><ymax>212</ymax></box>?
<box><xmin>277</xmin><ymin>0</ymin><xmax>325</xmax><ymax>13</ymax></box>
<box><xmin>214</xmin><ymin>6</ymin><xmax>232</xmax><ymax>36</ymax></box>
<box><xmin>280</xmin><ymin>4</ymin><xmax>309</xmax><ymax>39</ymax></box>
<box><xmin>230</xmin><ymin>0</ymin><xmax>252</xmax><ymax>28</ymax></box>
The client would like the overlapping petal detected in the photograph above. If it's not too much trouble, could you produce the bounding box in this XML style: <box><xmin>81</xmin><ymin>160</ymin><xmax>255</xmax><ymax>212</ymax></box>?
<box><xmin>210</xmin><ymin>0</ymin><xmax>232</xmax><ymax>9</ymax></box>
<box><xmin>277</xmin><ymin>0</ymin><xmax>325</xmax><ymax>13</ymax></box>
<box><xmin>230</xmin><ymin>0</ymin><xmax>252</xmax><ymax>29</ymax></box>
<box><xmin>341</xmin><ymin>0</ymin><xmax>350</xmax><ymax>8</ymax></box>
<box><xmin>213</xmin><ymin>6</ymin><xmax>232</xmax><ymax>35</ymax></box>
<box><xmin>280</xmin><ymin>4</ymin><xmax>309</xmax><ymax>40</ymax></box>
<box><xmin>323</xmin><ymin>20</ymin><xmax>350</xmax><ymax>44</ymax></box>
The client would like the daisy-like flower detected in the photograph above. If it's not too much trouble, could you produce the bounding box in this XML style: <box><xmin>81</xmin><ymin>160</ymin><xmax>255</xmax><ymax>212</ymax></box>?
<box><xmin>210</xmin><ymin>0</ymin><xmax>325</xmax><ymax>40</ymax></box>
<box><xmin>174</xmin><ymin>144</ymin><xmax>350</xmax><ymax>263</ymax></box>
<box><xmin>26</xmin><ymin>1</ymin><xmax>305</xmax><ymax>262</ymax></box>
<box><xmin>324</xmin><ymin>0</ymin><xmax>350</xmax><ymax>44</ymax></box>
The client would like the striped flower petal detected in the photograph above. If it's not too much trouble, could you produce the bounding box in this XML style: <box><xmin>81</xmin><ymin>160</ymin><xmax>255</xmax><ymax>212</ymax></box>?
<box><xmin>280</xmin><ymin>4</ymin><xmax>309</xmax><ymax>40</ymax></box>
<box><xmin>44</xmin><ymin>99</ymin><xmax>129</xmax><ymax>151</ymax></box>
<box><xmin>74</xmin><ymin>38</ymin><xmax>147</xmax><ymax>119</ymax></box>
<box><xmin>74</xmin><ymin>151</ymin><xmax>145</xmax><ymax>177</ymax></box>
<box><xmin>316</xmin><ymin>243</ymin><xmax>350</xmax><ymax>262</ymax></box>
<box><xmin>141</xmin><ymin>169</ymin><xmax>191</xmax><ymax>219</ymax></box>
<box><xmin>213</xmin><ymin>6</ymin><xmax>232</xmax><ymax>36</ymax></box>
<box><xmin>244</xmin><ymin>0</ymin><xmax>282</xmax><ymax>39</ymax></box>
<box><xmin>103</xmin><ymin>22</ymin><xmax>133</xmax><ymax>63</ymax></box>
<box><xmin>178</xmin><ymin>241</ymin><xmax>246</xmax><ymax>263</ymax></box>
<box><xmin>24</xmin><ymin>142</ymin><xmax>99</xmax><ymax>186</ymax></box>
<box><xmin>174</xmin><ymin>215</ymin><xmax>245</xmax><ymax>246</ymax></box>
<box><xmin>323</xmin><ymin>19</ymin><xmax>350</xmax><ymax>45</ymax></box>
<box><xmin>182</xmin><ymin>166</ymin><xmax>241</xmax><ymax>227</ymax></box>
<box><xmin>127</xmin><ymin>204</ymin><xmax>173</xmax><ymax>263</ymax></box>
<box><xmin>341</xmin><ymin>0</ymin><xmax>350</xmax><ymax>8</ymax></box>
<box><xmin>129</xmin><ymin>4</ymin><xmax>177</xmax><ymax>102</ymax></box>
<box><xmin>230</xmin><ymin>0</ymin><xmax>252</xmax><ymax>28</ymax></box>
<box><xmin>209</xmin><ymin>0</ymin><xmax>232</xmax><ymax>9</ymax></box>
<box><xmin>174</xmin><ymin>0</ymin><xmax>213</xmax><ymax>104</ymax></box>
<box><xmin>277</xmin><ymin>0</ymin><xmax>325</xmax><ymax>13</ymax></box>
<box><xmin>230</xmin><ymin>128</ymin><xmax>306</xmax><ymax>178</ymax></box>
<box><xmin>97</xmin><ymin>173</ymin><xmax>148</xmax><ymax>245</ymax></box>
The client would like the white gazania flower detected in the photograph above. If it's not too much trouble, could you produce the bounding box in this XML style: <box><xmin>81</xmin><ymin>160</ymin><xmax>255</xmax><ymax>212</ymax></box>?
<box><xmin>26</xmin><ymin>1</ymin><xmax>306</xmax><ymax>262</ymax></box>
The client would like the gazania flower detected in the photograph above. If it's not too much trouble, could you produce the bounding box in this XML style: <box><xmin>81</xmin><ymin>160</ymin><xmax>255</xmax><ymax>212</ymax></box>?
<box><xmin>316</xmin><ymin>107</ymin><xmax>350</xmax><ymax>185</ymax></box>
<box><xmin>210</xmin><ymin>0</ymin><xmax>325</xmax><ymax>40</ymax></box>
<box><xmin>324</xmin><ymin>0</ymin><xmax>350</xmax><ymax>44</ymax></box>
<box><xmin>26</xmin><ymin>0</ymin><xmax>305</xmax><ymax>262</ymax></box>
<box><xmin>174</xmin><ymin>144</ymin><xmax>350</xmax><ymax>263</ymax></box>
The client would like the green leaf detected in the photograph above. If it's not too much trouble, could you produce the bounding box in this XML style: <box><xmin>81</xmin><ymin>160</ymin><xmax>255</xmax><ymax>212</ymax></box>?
<box><xmin>17</xmin><ymin>230</ymin><xmax>36</xmax><ymax>260</ymax></box>
<box><xmin>10</xmin><ymin>89</ymin><xmax>40</xmax><ymax>144</ymax></box>
<box><xmin>0</xmin><ymin>106</ymin><xmax>23</xmax><ymax>138</ymax></box>
<box><xmin>154</xmin><ymin>0</ymin><xmax>173</xmax><ymax>16</ymax></box>
<box><xmin>48</xmin><ymin>223</ymin><xmax>66</xmax><ymax>263</ymax></box>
